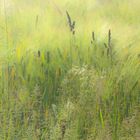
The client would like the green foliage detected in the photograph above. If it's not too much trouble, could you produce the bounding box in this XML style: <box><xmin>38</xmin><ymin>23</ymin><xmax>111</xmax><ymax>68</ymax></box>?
<box><xmin>0</xmin><ymin>0</ymin><xmax>140</xmax><ymax>140</ymax></box>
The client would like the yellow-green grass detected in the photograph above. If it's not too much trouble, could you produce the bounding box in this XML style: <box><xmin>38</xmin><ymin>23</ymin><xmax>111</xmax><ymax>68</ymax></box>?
<box><xmin>0</xmin><ymin>0</ymin><xmax>140</xmax><ymax>139</ymax></box>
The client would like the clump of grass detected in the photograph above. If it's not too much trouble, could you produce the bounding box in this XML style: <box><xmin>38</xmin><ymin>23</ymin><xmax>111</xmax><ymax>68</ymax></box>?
<box><xmin>0</xmin><ymin>1</ymin><xmax>140</xmax><ymax>139</ymax></box>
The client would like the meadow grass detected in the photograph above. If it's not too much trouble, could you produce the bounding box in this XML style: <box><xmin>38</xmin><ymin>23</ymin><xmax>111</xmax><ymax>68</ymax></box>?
<box><xmin>0</xmin><ymin>0</ymin><xmax>140</xmax><ymax>139</ymax></box>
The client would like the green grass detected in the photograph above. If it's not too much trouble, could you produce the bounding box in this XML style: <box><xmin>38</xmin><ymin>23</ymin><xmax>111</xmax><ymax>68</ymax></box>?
<box><xmin>0</xmin><ymin>0</ymin><xmax>140</xmax><ymax>139</ymax></box>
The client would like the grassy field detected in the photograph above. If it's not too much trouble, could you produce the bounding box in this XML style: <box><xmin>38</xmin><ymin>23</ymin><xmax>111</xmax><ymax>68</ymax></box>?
<box><xmin>0</xmin><ymin>0</ymin><xmax>140</xmax><ymax>139</ymax></box>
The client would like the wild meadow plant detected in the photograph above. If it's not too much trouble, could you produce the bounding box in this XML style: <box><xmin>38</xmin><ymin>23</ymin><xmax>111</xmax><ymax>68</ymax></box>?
<box><xmin>0</xmin><ymin>1</ymin><xmax>140</xmax><ymax>140</ymax></box>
